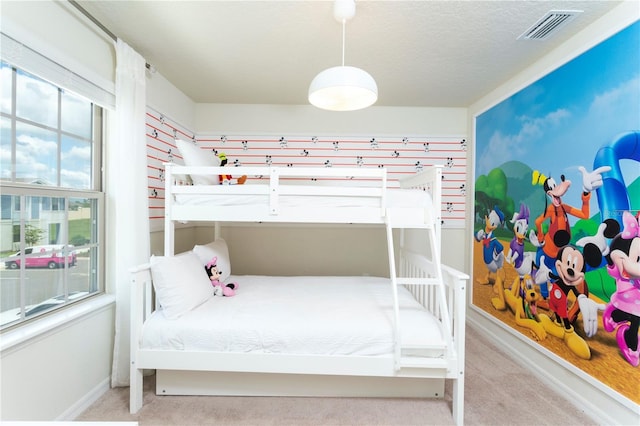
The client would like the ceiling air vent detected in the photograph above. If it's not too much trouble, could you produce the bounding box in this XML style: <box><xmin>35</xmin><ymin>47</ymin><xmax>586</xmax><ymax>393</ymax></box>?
<box><xmin>518</xmin><ymin>10</ymin><xmax>582</xmax><ymax>40</ymax></box>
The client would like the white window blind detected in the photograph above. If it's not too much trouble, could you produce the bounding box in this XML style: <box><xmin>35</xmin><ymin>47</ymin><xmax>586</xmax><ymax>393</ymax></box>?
<box><xmin>1</xmin><ymin>32</ymin><xmax>115</xmax><ymax>109</ymax></box>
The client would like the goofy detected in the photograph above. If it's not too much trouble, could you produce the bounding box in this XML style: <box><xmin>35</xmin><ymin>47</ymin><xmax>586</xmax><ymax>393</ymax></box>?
<box><xmin>530</xmin><ymin>166</ymin><xmax>610</xmax><ymax>300</ymax></box>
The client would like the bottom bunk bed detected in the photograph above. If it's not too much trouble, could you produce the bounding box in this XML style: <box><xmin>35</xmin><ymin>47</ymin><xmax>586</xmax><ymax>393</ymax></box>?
<box><xmin>129</xmin><ymin>240</ymin><xmax>468</xmax><ymax>424</ymax></box>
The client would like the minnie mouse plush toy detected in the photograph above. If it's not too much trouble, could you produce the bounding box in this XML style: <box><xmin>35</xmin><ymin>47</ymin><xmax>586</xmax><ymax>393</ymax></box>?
<box><xmin>204</xmin><ymin>256</ymin><xmax>239</xmax><ymax>297</ymax></box>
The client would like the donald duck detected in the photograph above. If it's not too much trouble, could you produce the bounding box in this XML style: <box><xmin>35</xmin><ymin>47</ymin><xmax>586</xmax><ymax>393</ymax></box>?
<box><xmin>475</xmin><ymin>205</ymin><xmax>506</xmax><ymax>285</ymax></box>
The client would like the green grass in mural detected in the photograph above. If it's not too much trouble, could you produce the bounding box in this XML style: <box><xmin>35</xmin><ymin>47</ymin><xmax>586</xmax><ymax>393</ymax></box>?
<box><xmin>585</xmin><ymin>267</ymin><xmax>616</xmax><ymax>303</ymax></box>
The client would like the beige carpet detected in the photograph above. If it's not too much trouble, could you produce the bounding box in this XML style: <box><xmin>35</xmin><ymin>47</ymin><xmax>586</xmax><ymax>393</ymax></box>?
<box><xmin>77</xmin><ymin>325</ymin><xmax>595</xmax><ymax>425</ymax></box>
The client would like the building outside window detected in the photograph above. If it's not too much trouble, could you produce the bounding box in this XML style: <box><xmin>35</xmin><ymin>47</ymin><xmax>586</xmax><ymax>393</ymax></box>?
<box><xmin>0</xmin><ymin>60</ymin><xmax>104</xmax><ymax>329</ymax></box>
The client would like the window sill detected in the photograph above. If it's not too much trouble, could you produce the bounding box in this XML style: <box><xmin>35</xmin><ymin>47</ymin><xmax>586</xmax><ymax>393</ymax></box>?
<box><xmin>0</xmin><ymin>293</ymin><xmax>115</xmax><ymax>353</ymax></box>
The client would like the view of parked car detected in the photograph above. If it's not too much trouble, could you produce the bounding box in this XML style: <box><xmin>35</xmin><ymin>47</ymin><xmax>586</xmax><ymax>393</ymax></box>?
<box><xmin>4</xmin><ymin>245</ymin><xmax>77</xmax><ymax>269</ymax></box>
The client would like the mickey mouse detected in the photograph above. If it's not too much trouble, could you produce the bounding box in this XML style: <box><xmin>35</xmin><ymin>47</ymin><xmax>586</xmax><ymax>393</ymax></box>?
<box><xmin>538</xmin><ymin>230</ymin><xmax>604</xmax><ymax>360</ymax></box>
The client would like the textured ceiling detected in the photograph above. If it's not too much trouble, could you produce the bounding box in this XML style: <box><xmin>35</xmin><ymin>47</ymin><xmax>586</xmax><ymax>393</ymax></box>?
<box><xmin>74</xmin><ymin>0</ymin><xmax>623</xmax><ymax>107</ymax></box>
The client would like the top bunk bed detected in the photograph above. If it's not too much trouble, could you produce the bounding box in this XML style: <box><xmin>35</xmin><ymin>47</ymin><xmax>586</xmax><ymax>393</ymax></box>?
<box><xmin>163</xmin><ymin>162</ymin><xmax>443</xmax><ymax>253</ymax></box>
<box><xmin>165</xmin><ymin>164</ymin><xmax>441</xmax><ymax>224</ymax></box>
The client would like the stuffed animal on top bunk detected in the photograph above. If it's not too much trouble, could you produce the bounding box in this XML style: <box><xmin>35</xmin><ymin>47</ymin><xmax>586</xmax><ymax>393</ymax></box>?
<box><xmin>204</xmin><ymin>256</ymin><xmax>239</xmax><ymax>297</ymax></box>
<box><xmin>217</xmin><ymin>152</ymin><xmax>247</xmax><ymax>185</ymax></box>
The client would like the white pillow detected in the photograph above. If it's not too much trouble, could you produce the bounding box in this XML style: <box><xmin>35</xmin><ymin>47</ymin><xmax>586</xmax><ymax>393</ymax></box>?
<box><xmin>150</xmin><ymin>251</ymin><xmax>213</xmax><ymax>320</ymax></box>
<box><xmin>175</xmin><ymin>138</ymin><xmax>220</xmax><ymax>185</ymax></box>
<box><xmin>193</xmin><ymin>238</ymin><xmax>231</xmax><ymax>282</ymax></box>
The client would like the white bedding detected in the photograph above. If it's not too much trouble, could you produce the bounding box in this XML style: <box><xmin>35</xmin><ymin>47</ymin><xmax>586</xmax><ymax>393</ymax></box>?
<box><xmin>174</xmin><ymin>186</ymin><xmax>432</xmax><ymax>209</ymax></box>
<box><xmin>141</xmin><ymin>275</ymin><xmax>444</xmax><ymax>357</ymax></box>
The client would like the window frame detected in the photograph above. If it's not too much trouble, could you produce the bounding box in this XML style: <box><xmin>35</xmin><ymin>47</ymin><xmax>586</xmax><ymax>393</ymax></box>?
<box><xmin>0</xmin><ymin>60</ymin><xmax>106</xmax><ymax>331</ymax></box>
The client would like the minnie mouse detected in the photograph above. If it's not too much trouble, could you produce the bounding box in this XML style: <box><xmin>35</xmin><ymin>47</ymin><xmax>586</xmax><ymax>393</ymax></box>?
<box><xmin>603</xmin><ymin>212</ymin><xmax>640</xmax><ymax>366</ymax></box>
<box><xmin>581</xmin><ymin>211</ymin><xmax>640</xmax><ymax>367</ymax></box>
<box><xmin>204</xmin><ymin>256</ymin><xmax>239</xmax><ymax>297</ymax></box>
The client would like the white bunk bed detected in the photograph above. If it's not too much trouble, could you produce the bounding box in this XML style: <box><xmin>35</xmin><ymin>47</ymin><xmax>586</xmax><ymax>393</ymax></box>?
<box><xmin>130</xmin><ymin>164</ymin><xmax>468</xmax><ymax>425</ymax></box>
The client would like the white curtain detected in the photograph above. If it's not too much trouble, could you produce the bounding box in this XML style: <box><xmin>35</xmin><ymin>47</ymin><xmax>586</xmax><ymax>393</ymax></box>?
<box><xmin>109</xmin><ymin>39</ymin><xmax>150</xmax><ymax>387</ymax></box>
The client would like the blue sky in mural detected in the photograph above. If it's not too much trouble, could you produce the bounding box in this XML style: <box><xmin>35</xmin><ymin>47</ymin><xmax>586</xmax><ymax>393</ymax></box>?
<box><xmin>476</xmin><ymin>21</ymin><xmax>639</xmax><ymax>210</ymax></box>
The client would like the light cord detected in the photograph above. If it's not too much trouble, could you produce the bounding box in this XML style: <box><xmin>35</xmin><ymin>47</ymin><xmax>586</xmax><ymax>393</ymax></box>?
<box><xmin>341</xmin><ymin>20</ymin><xmax>346</xmax><ymax>66</ymax></box>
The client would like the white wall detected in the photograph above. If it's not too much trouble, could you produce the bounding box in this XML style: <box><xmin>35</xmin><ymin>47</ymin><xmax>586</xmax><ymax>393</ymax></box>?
<box><xmin>466</xmin><ymin>2</ymin><xmax>640</xmax><ymax>425</ymax></box>
<box><xmin>147</xmin><ymin>71</ymin><xmax>196</xmax><ymax>131</ymax></box>
<box><xmin>0</xmin><ymin>0</ymin><xmax>117</xmax><ymax>421</ymax></box>
<box><xmin>0</xmin><ymin>305</ymin><xmax>115</xmax><ymax>420</ymax></box>
<box><xmin>196</xmin><ymin>103</ymin><xmax>466</xmax><ymax>135</ymax></box>
<box><xmin>192</xmin><ymin>104</ymin><xmax>468</xmax><ymax>274</ymax></box>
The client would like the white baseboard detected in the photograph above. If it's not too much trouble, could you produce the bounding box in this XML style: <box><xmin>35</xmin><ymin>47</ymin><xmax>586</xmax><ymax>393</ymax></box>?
<box><xmin>468</xmin><ymin>308</ymin><xmax>640</xmax><ymax>426</ymax></box>
<box><xmin>58</xmin><ymin>377</ymin><xmax>111</xmax><ymax>421</ymax></box>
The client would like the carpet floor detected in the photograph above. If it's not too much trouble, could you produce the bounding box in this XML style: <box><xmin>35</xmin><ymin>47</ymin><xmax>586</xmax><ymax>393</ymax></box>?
<box><xmin>76</xmin><ymin>325</ymin><xmax>595</xmax><ymax>425</ymax></box>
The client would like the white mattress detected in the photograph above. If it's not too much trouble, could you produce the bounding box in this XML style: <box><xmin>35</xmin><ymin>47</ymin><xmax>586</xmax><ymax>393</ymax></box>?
<box><xmin>174</xmin><ymin>187</ymin><xmax>432</xmax><ymax>209</ymax></box>
<box><xmin>140</xmin><ymin>275</ymin><xmax>444</xmax><ymax>357</ymax></box>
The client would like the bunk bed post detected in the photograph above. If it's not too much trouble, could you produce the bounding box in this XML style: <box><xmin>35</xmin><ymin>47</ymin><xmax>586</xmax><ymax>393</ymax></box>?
<box><xmin>443</xmin><ymin>264</ymin><xmax>468</xmax><ymax>426</ymax></box>
<box><xmin>214</xmin><ymin>222</ymin><xmax>221</xmax><ymax>240</ymax></box>
<box><xmin>269</xmin><ymin>167</ymin><xmax>280</xmax><ymax>215</ymax></box>
<box><xmin>129</xmin><ymin>266</ymin><xmax>146</xmax><ymax>414</ymax></box>
<box><xmin>432</xmin><ymin>165</ymin><xmax>443</xmax><ymax>261</ymax></box>
<box><xmin>380</xmin><ymin>168</ymin><xmax>387</xmax><ymax>216</ymax></box>
<box><xmin>164</xmin><ymin>162</ymin><xmax>175</xmax><ymax>256</ymax></box>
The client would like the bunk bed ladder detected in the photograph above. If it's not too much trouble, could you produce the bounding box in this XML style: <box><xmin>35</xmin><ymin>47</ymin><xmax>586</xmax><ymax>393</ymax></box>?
<box><xmin>385</xmin><ymin>215</ymin><xmax>453</xmax><ymax>372</ymax></box>
<box><xmin>386</xmin><ymin>218</ymin><xmax>403</xmax><ymax>370</ymax></box>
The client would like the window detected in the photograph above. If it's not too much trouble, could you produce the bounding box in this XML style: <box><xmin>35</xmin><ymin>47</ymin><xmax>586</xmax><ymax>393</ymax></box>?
<box><xmin>0</xmin><ymin>61</ymin><xmax>104</xmax><ymax>330</ymax></box>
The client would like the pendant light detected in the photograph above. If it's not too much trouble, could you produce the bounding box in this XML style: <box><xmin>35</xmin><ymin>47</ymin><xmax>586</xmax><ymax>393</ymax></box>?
<box><xmin>308</xmin><ymin>0</ymin><xmax>378</xmax><ymax>111</ymax></box>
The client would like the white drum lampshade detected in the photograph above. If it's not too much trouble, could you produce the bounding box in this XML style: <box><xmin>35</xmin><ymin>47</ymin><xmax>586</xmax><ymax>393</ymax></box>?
<box><xmin>308</xmin><ymin>66</ymin><xmax>378</xmax><ymax>111</ymax></box>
